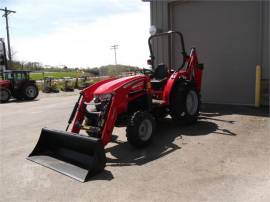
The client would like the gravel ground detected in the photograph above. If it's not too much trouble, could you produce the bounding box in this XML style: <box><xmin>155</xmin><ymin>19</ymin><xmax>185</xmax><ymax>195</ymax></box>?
<box><xmin>0</xmin><ymin>92</ymin><xmax>269</xmax><ymax>202</ymax></box>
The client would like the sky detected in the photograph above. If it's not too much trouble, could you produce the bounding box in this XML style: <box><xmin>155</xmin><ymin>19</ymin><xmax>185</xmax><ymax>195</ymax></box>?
<box><xmin>0</xmin><ymin>0</ymin><xmax>150</xmax><ymax>68</ymax></box>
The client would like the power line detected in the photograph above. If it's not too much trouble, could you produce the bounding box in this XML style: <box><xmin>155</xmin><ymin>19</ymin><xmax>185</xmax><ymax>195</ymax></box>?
<box><xmin>0</xmin><ymin>7</ymin><xmax>16</xmax><ymax>69</ymax></box>
<box><xmin>110</xmin><ymin>44</ymin><xmax>119</xmax><ymax>65</ymax></box>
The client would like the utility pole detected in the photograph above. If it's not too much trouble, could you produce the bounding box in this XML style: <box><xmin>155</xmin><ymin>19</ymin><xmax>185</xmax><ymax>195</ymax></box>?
<box><xmin>110</xmin><ymin>44</ymin><xmax>119</xmax><ymax>65</ymax></box>
<box><xmin>0</xmin><ymin>7</ymin><xmax>16</xmax><ymax>68</ymax></box>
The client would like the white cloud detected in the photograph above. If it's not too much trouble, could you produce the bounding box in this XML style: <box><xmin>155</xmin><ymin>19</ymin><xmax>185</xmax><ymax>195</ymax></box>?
<box><xmin>12</xmin><ymin>6</ymin><xmax>150</xmax><ymax>68</ymax></box>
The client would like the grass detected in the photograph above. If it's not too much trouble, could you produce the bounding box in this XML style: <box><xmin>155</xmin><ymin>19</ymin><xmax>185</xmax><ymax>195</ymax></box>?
<box><xmin>34</xmin><ymin>75</ymin><xmax>103</xmax><ymax>92</ymax></box>
<box><xmin>30</xmin><ymin>71</ymin><xmax>85</xmax><ymax>80</ymax></box>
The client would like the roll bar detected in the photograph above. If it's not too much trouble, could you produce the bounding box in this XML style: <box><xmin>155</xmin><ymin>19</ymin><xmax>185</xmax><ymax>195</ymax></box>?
<box><xmin>148</xmin><ymin>31</ymin><xmax>187</xmax><ymax>69</ymax></box>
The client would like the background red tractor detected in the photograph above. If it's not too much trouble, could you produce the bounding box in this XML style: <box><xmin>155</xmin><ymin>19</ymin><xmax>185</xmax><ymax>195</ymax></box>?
<box><xmin>28</xmin><ymin>31</ymin><xmax>204</xmax><ymax>182</ymax></box>
<box><xmin>0</xmin><ymin>70</ymin><xmax>39</xmax><ymax>103</ymax></box>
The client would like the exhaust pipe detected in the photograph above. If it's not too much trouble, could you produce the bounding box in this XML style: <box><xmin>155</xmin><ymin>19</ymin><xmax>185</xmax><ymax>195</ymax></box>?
<box><xmin>27</xmin><ymin>128</ymin><xmax>106</xmax><ymax>182</ymax></box>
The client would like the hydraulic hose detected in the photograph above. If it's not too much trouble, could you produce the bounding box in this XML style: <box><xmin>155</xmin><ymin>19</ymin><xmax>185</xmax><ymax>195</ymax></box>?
<box><xmin>66</xmin><ymin>93</ymin><xmax>83</xmax><ymax>131</ymax></box>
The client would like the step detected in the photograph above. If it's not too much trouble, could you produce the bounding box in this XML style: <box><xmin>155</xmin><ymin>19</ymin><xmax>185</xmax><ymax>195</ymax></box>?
<box><xmin>152</xmin><ymin>99</ymin><xmax>166</xmax><ymax>105</ymax></box>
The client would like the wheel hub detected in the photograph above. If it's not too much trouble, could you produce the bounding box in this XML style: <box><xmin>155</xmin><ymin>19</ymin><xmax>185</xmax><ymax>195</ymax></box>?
<box><xmin>138</xmin><ymin>119</ymin><xmax>152</xmax><ymax>141</ymax></box>
<box><xmin>186</xmin><ymin>90</ymin><xmax>198</xmax><ymax>115</ymax></box>
<box><xmin>26</xmin><ymin>86</ymin><xmax>36</xmax><ymax>98</ymax></box>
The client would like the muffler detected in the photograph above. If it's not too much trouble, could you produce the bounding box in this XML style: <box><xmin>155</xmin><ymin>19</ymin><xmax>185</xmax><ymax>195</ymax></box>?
<box><xmin>27</xmin><ymin>128</ymin><xmax>106</xmax><ymax>182</ymax></box>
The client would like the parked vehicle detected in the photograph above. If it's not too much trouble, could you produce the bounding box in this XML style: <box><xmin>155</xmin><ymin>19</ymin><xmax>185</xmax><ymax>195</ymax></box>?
<box><xmin>43</xmin><ymin>76</ymin><xmax>59</xmax><ymax>93</ymax></box>
<box><xmin>61</xmin><ymin>77</ymin><xmax>74</xmax><ymax>92</ymax></box>
<box><xmin>75</xmin><ymin>76</ymin><xmax>91</xmax><ymax>90</ymax></box>
<box><xmin>0</xmin><ymin>70</ymin><xmax>39</xmax><ymax>103</ymax></box>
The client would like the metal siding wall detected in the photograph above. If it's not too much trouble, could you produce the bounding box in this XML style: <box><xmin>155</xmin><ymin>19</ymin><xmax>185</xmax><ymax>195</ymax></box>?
<box><xmin>262</xmin><ymin>1</ymin><xmax>269</xmax><ymax>79</ymax></box>
<box><xmin>170</xmin><ymin>1</ymin><xmax>261</xmax><ymax>105</ymax></box>
<box><xmin>150</xmin><ymin>1</ymin><xmax>170</xmax><ymax>67</ymax></box>
<box><xmin>262</xmin><ymin>1</ymin><xmax>269</xmax><ymax>105</ymax></box>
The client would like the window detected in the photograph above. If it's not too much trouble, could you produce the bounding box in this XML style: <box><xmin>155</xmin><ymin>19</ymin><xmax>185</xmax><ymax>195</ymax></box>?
<box><xmin>4</xmin><ymin>72</ymin><xmax>12</xmax><ymax>80</ymax></box>
<box><xmin>15</xmin><ymin>73</ymin><xmax>27</xmax><ymax>80</ymax></box>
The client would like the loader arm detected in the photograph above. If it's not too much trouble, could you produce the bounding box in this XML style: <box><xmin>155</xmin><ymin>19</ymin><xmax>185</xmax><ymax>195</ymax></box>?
<box><xmin>100</xmin><ymin>95</ymin><xmax>119</xmax><ymax>145</ymax></box>
<box><xmin>71</xmin><ymin>78</ymin><xmax>116</xmax><ymax>134</ymax></box>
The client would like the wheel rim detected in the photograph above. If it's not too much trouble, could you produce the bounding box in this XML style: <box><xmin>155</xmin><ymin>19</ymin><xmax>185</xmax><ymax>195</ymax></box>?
<box><xmin>186</xmin><ymin>90</ymin><xmax>198</xmax><ymax>115</ymax></box>
<box><xmin>0</xmin><ymin>90</ymin><xmax>9</xmax><ymax>101</ymax></box>
<box><xmin>25</xmin><ymin>86</ymin><xmax>37</xmax><ymax>98</ymax></box>
<box><xmin>138</xmin><ymin>119</ymin><xmax>152</xmax><ymax>141</ymax></box>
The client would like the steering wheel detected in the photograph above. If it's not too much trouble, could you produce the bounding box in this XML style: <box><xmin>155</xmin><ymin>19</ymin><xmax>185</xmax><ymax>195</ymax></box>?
<box><xmin>141</xmin><ymin>68</ymin><xmax>154</xmax><ymax>76</ymax></box>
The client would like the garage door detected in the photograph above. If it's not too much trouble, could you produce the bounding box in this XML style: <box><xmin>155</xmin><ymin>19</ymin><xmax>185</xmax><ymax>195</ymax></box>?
<box><xmin>170</xmin><ymin>1</ymin><xmax>261</xmax><ymax>105</ymax></box>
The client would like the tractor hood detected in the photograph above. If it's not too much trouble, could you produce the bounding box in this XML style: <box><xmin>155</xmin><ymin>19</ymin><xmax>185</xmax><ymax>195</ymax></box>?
<box><xmin>0</xmin><ymin>80</ymin><xmax>11</xmax><ymax>87</ymax></box>
<box><xmin>94</xmin><ymin>75</ymin><xmax>147</xmax><ymax>95</ymax></box>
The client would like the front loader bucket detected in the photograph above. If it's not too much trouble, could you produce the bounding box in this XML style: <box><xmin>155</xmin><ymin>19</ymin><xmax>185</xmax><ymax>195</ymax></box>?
<box><xmin>27</xmin><ymin>128</ymin><xmax>106</xmax><ymax>182</ymax></box>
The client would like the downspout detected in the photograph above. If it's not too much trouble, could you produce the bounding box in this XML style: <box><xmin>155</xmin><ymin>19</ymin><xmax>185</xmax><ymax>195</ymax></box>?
<box><xmin>255</xmin><ymin>1</ymin><xmax>263</xmax><ymax>107</ymax></box>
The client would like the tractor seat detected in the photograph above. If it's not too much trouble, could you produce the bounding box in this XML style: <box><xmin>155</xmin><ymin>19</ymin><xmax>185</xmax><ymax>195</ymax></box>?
<box><xmin>151</xmin><ymin>64</ymin><xmax>168</xmax><ymax>90</ymax></box>
<box><xmin>153</xmin><ymin>63</ymin><xmax>168</xmax><ymax>80</ymax></box>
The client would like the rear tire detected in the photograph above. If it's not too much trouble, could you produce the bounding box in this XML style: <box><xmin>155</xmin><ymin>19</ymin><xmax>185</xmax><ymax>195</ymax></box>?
<box><xmin>0</xmin><ymin>88</ymin><xmax>11</xmax><ymax>103</ymax></box>
<box><xmin>170</xmin><ymin>81</ymin><xmax>200</xmax><ymax>125</ymax></box>
<box><xmin>126</xmin><ymin>111</ymin><xmax>156</xmax><ymax>148</ymax></box>
<box><xmin>24</xmin><ymin>84</ymin><xmax>39</xmax><ymax>100</ymax></box>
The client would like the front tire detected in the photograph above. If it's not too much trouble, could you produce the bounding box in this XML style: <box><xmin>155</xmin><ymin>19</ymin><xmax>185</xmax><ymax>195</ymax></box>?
<box><xmin>24</xmin><ymin>84</ymin><xmax>39</xmax><ymax>100</ymax></box>
<box><xmin>126</xmin><ymin>111</ymin><xmax>156</xmax><ymax>148</ymax></box>
<box><xmin>170</xmin><ymin>81</ymin><xmax>200</xmax><ymax>125</ymax></box>
<box><xmin>0</xmin><ymin>88</ymin><xmax>11</xmax><ymax>103</ymax></box>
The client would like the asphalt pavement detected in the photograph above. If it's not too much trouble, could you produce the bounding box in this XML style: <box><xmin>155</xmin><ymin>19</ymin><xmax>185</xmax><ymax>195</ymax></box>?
<box><xmin>0</xmin><ymin>93</ymin><xmax>269</xmax><ymax>202</ymax></box>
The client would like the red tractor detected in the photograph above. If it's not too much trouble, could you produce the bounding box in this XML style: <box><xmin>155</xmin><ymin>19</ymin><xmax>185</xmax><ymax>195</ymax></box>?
<box><xmin>28</xmin><ymin>31</ymin><xmax>204</xmax><ymax>182</ymax></box>
<box><xmin>0</xmin><ymin>70</ymin><xmax>39</xmax><ymax>103</ymax></box>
